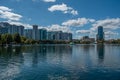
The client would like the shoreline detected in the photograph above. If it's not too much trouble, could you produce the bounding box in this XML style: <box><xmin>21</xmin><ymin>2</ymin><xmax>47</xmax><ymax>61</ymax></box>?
<box><xmin>1</xmin><ymin>43</ymin><xmax>120</xmax><ymax>47</ymax></box>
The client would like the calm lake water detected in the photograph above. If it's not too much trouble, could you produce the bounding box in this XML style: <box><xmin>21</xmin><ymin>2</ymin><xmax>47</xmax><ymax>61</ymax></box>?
<box><xmin>0</xmin><ymin>44</ymin><xmax>120</xmax><ymax>80</ymax></box>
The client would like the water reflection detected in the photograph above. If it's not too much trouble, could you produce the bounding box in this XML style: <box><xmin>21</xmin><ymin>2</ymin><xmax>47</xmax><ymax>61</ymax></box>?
<box><xmin>21</xmin><ymin>45</ymin><xmax>72</xmax><ymax>67</ymax></box>
<box><xmin>46</xmin><ymin>45</ymin><xmax>72</xmax><ymax>63</ymax></box>
<box><xmin>0</xmin><ymin>45</ymin><xmax>120</xmax><ymax>80</ymax></box>
<box><xmin>97</xmin><ymin>44</ymin><xmax>105</xmax><ymax>63</ymax></box>
<box><xmin>0</xmin><ymin>46</ymin><xmax>24</xmax><ymax>80</ymax></box>
<box><xmin>0</xmin><ymin>46</ymin><xmax>24</xmax><ymax>62</ymax></box>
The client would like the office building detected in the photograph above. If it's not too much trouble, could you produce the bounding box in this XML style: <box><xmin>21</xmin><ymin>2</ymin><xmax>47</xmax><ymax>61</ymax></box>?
<box><xmin>97</xmin><ymin>26</ymin><xmax>104</xmax><ymax>41</ymax></box>
<box><xmin>0</xmin><ymin>26</ymin><xmax>8</xmax><ymax>34</ymax></box>
<box><xmin>61</xmin><ymin>32</ymin><xmax>72</xmax><ymax>41</ymax></box>
<box><xmin>81</xmin><ymin>36</ymin><xmax>95</xmax><ymax>42</ymax></box>
<box><xmin>0</xmin><ymin>22</ymin><xmax>73</xmax><ymax>41</ymax></box>
<box><xmin>32</xmin><ymin>25</ymin><xmax>38</xmax><ymax>40</ymax></box>
<box><xmin>8</xmin><ymin>25</ymin><xmax>24</xmax><ymax>36</ymax></box>
<box><xmin>47</xmin><ymin>31</ymin><xmax>72</xmax><ymax>41</ymax></box>
<box><xmin>47</xmin><ymin>31</ymin><xmax>55</xmax><ymax>40</ymax></box>
<box><xmin>0</xmin><ymin>22</ymin><xmax>24</xmax><ymax>36</ymax></box>
<box><xmin>24</xmin><ymin>29</ymin><xmax>33</xmax><ymax>39</ymax></box>
<box><xmin>38</xmin><ymin>29</ymin><xmax>47</xmax><ymax>40</ymax></box>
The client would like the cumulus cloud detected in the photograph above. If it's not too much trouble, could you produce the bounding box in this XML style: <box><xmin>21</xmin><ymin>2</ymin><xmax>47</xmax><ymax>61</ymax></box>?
<box><xmin>48</xmin><ymin>3</ymin><xmax>78</xmax><ymax>15</ymax></box>
<box><xmin>0</xmin><ymin>6</ymin><xmax>12</xmax><ymax>11</ymax></box>
<box><xmin>6</xmin><ymin>21</ymin><xmax>32</xmax><ymax>29</ymax></box>
<box><xmin>104</xmin><ymin>31</ymin><xmax>119</xmax><ymax>39</ymax></box>
<box><xmin>0</xmin><ymin>6</ymin><xmax>22</xmax><ymax>21</ymax></box>
<box><xmin>43</xmin><ymin>0</ymin><xmax>56</xmax><ymax>2</ymax></box>
<box><xmin>3</xmin><ymin>21</ymin><xmax>70</xmax><ymax>32</ymax></box>
<box><xmin>47</xmin><ymin>24</ymin><xmax>71</xmax><ymax>32</ymax></box>
<box><xmin>105</xmin><ymin>31</ymin><xmax>119</xmax><ymax>35</ymax></box>
<box><xmin>91</xmin><ymin>18</ymin><xmax>120</xmax><ymax>31</ymax></box>
<box><xmin>62</xmin><ymin>18</ymin><xmax>95</xmax><ymax>27</ymax></box>
<box><xmin>76</xmin><ymin>30</ymin><xmax>90</xmax><ymax>34</ymax></box>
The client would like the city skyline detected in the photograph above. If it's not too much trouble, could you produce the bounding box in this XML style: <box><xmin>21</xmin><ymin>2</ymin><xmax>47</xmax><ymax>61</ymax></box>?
<box><xmin>0</xmin><ymin>22</ymin><xmax>72</xmax><ymax>41</ymax></box>
<box><xmin>0</xmin><ymin>0</ymin><xmax>120</xmax><ymax>39</ymax></box>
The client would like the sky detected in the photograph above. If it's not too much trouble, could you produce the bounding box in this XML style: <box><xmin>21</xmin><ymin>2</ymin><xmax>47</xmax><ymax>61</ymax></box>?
<box><xmin>0</xmin><ymin>0</ymin><xmax>120</xmax><ymax>39</ymax></box>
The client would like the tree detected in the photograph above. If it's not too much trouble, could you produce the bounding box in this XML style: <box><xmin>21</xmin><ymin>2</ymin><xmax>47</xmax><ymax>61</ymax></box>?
<box><xmin>0</xmin><ymin>34</ymin><xmax>2</xmax><ymax>44</ymax></box>
<box><xmin>6</xmin><ymin>34</ymin><xmax>13</xmax><ymax>44</ymax></box>
<box><xmin>0</xmin><ymin>34</ymin><xmax>1</xmax><ymax>40</ymax></box>
<box><xmin>13</xmin><ymin>33</ymin><xmax>21</xmax><ymax>44</ymax></box>
<box><xmin>1</xmin><ymin>34</ymin><xmax>13</xmax><ymax>44</ymax></box>
<box><xmin>21</xmin><ymin>36</ymin><xmax>27</xmax><ymax>43</ymax></box>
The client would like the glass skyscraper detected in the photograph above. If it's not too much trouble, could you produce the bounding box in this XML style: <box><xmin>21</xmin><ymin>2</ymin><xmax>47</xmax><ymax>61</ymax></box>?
<box><xmin>32</xmin><ymin>25</ymin><xmax>38</xmax><ymax>40</ymax></box>
<box><xmin>97</xmin><ymin>26</ymin><xmax>104</xmax><ymax>41</ymax></box>
<box><xmin>38</xmin><ymin>29</ymin><xmax>47</xmax><ymax>40</ymax></box>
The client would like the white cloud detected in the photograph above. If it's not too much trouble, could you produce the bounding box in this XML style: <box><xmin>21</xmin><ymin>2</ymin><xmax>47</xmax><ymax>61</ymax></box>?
<box><xmin>43</xmin><ymin>0</ymin><xmax>56</xmax><ymax>2</ymax></box>
<box><xmin>76</xmin><ymin>30</ymin><xmax>90</xmax><ymax>34</ymax></box>
<box><xmin>6</xmin><ymin>21</ymin><xmax>32</xmax><ymax>29</ymax></box>
<box><xmin>48</xmin><ymin>3</ymin><xmax>78</xmax><ymax>15</ymax></box>
<box><xmin>0</xmin><ymin>6</ymin><xmax>12</xmax><ymax>11</ymax></box>
<box><xmin>62</xmin><ymin>18</ymin><xmax>95</xmax><ymax>27</ymax></box>
<box><xmin>91</xmin><ymin>18</ymin><xmax>120</xmax><ymax>31</ymax></box>
<box><xmin>104</xmin><ymin>31</ymin><xmax>119</xmax><ymax>39</ymax></box>
<box><xmin>4</xmin><ymin>21</ymin><xmax>70</xmax><ymax>32</ymax></box>
<box><xmin>0</xmin><ymin>6</ymin><xmax>22</xmax><ymax>21</ymax></box>
<box><xmin>47</xmin><ymin>24</ymin><xmax>71</xmax><ymax>32</ymax></box>
<box><xmin>105</xmin><ymin>31</ymin><xmax>119</xmax><ymax>35</ymax></box>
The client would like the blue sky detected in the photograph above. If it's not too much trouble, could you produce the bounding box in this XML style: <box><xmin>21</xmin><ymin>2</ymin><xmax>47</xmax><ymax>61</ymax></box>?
<box><xmin>0</xmin><ymin>0</ymin><xmax>120</xmax><ymax>39</ymax></box>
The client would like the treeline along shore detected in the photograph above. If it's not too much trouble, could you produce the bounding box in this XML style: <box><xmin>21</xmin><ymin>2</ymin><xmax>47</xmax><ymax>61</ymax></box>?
<box><xmin>0</xmin><ymin>33</ymin><xmax>73</xmax><ymax>46</ymax></box>
<box><xmin>1</xmin><ymin>33</ymin><xmax>120</xmax><ymax>47</ymax></box>
<box><xmin>0</xmin><ymin>33</ymin><xmax>37</xmax><ymax>46</ymax></box>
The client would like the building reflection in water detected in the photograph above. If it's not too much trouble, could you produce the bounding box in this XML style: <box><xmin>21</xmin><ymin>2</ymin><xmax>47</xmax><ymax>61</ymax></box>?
<box><xmin>32</xmin><ymin>45</ymin><xmax>47</xmax><ymax>67</ymax></box>
<box><xmin>46</xmin><ymin>45</ymin><xmax>72</xmax><ymax>64</ymax></box>
<box><xmin>97</xmin><ymin>44</ymin><xmax>105</xmax><ymax>63</ymax></box>
<box><xmin>22</xmin><ymin>45</ymin><xmax>72</xmax><ymax>67</ymax></box>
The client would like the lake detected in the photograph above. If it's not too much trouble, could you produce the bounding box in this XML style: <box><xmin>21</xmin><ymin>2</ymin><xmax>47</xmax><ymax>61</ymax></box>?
<box><xmin>0</xmin><ymin>44</ymin><xmax>120</xmax><ymax>80</ymax></box>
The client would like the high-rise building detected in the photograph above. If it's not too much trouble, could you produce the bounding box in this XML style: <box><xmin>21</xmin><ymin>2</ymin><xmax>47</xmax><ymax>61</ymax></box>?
<box><xmin>0</xmin><ymin>26</ymin><xmax>8</xmax><ymax>34</ymax></box>
<box><xmin>54</xmin><ymin>31</ymin><xmax>62</xmax><ymax>40</ymax></box>
<box><xmin>68</xmin><ymin>33</ymin><xmax>72</xmax><ymax>40</ymax></box>
<box><xmin>47</xmin><ymin>31</ymin><xmax>72</xmax><ymax>41</ymax></box>
<box><xmin>47</xmin><ymin>31</ymin><xmax>62</xmax><ymax>40</ymax></box>
<box><xmin>47</xmin><ymin>31</ymin><xmax>55</xmax><ymax>40</ymax></box>
<box><xmin>97</xmin><ymin>26</ymin><xmax>104</xmax><ymax>41</ymax></box>
<box><xmin>32</xmin><ymin>25</ymin><xmax>38</xmax><ymax>40</ymax></box>
<box><xmin>81</xmin><ymin>36</ymin><xmax>95</xmax><ymax>42</ymax></box>
<box><xmin>61</xmin><ymin>32</ymin><xmax>72</xmax><ymax>41</ymax></box>
<box><xmin>0</xmin><ymin>22</ymin><xmax>73</xmax><ymax>41</ymax></box>
<box><xmin>8</xmin><ymin>25</ymin><xmax>24</xmax><ymax>36</ymax></box>
<box><xmin>38</xmin><ymin>29</ymin><xmax>47</xmax><ymax>40</ymax></box>
<box><xmin>24</xmin><ymin>29</ymin><xmax>33</xmax><ymax>39</ymax></box>
<box><xmin>18</xmin><ymin>25</ymin><xmax>24</xmax><ymax>36</ymax></box>
<box><xmin>0</xmin><ymin>22</ymin><xmax>24</xmax><ymax>36</ymax></box>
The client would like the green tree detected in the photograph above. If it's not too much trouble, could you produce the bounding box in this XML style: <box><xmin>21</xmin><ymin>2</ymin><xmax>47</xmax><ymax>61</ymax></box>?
<box><xmin>21</xmin><ymin>36</ymin><xmax>27</xmax><ymax>43</ymax></box>
<box><xmin>7</xmin><ymin>34</ymin><xmax>13</xmax><ymax>44</ymax></box>
<box><xmin>0</xmin><ymin>34</ymin><xmax>1</xmax><ymax>44</ymax></box>
<box><xmin>1</xmin><ymin>34</ymin><xmax>13</xmax><ymax>44</ymax></box>
<box><xmin>13</xmin><ymin>33</ymin><xmax>21</xmax><ymax>44</ymax></box>
<box><xmin>0</xmin><ymin>34</ymin><xmax>1</xmax><ymax>40</ymax></box>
